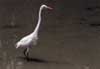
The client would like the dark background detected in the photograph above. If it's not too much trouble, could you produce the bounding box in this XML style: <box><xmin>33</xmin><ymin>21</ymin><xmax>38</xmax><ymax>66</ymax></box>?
<box><xmin>0</xmin><ymin>0</ymin><xmax>100</xmax><ymax>69</ymax></box>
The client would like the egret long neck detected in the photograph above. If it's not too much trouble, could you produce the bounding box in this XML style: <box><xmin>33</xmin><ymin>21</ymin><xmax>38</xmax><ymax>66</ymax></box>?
<box><xmin>33</xmin><ymin>6</ymin><xmax>43</xmax><ymax>35</ymax></box>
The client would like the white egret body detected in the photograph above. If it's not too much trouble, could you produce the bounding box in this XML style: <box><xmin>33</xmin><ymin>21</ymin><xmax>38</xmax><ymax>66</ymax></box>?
<box><xmin>15</xmin><ymin>4</ymin><xmax>52</xmax><ymax>58</ymax></box>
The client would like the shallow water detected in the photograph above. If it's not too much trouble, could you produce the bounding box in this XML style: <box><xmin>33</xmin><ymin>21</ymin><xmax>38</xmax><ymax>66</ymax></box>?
<box><xmin>0</xmin><ymin>0</ymin><xmax>100</xmax><ymax>69</ymax></box>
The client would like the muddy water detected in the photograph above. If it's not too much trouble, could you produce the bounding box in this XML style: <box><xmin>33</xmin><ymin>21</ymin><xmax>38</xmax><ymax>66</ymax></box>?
<box><xmin>0</xmin><ymin>0</ymin><xmax>100</xmax><ymax>69</ymax></box>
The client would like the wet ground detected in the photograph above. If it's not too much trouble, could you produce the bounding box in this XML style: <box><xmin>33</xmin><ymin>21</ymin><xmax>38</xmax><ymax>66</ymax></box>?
<box><xmin>0</xmin><ymin>0</ymin><xmax>100</xmax><ymax>69</ymax></box>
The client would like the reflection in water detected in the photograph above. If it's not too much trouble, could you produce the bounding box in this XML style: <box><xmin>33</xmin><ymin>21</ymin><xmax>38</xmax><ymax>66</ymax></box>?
<box><xmin>0</xmin><ymin>0</ymin><xmax>100</xmax><ymax>69</ymax></box>
<box><xmin>1</xmin><ymin>52</ymin><xmax>24</xmax><ymax>69</ymax></box>
<box><xmin>18</xmin><ymin>57</ymin><xmax>48</xmax><ymax>63</ymax></box>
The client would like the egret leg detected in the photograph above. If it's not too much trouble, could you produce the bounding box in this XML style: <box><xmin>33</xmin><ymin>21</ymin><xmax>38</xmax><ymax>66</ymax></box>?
<box><xmin>23</xmin><ymin>48</ymin><xmax>29</xmax><ymax>58</ymax></box>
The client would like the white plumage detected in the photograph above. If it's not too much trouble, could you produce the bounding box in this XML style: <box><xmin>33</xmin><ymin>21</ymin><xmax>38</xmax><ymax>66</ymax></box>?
<box><xmin>16</xmin><ymin>33</ymin><xmax>38</xmax><ymax>48</ymax></box>
<box><xmin>15</xmin><ymin>4</ymin><xmax>52</xmax><ymax>58</ymax></box>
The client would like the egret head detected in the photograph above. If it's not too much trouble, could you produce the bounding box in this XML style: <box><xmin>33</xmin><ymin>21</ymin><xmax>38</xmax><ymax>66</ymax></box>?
<box><xmin>41</xmin><ymin>4</ymin><xmax>53</xmax><ymax>10</ymax></box>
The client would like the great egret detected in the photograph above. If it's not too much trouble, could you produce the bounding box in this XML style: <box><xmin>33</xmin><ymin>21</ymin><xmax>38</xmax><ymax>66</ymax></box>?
<box><xmin>15</xmin><ymin>4</ymin><xmax>52</xmax><ymax>58</ymax></box>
